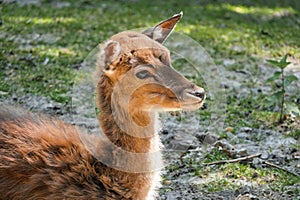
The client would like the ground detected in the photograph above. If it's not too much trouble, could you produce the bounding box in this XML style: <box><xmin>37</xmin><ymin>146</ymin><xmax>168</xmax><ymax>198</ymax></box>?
<box><xmin>0</xmin><ymin>0</ymin><xmax>300</xmax><ymax>199</ymax></box>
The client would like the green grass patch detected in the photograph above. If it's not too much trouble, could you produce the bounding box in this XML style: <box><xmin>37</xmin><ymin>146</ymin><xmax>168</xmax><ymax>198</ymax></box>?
<box><xmin>1</xmin><ymin>0</ymin><xmax>300</xmax><ymax>103</ymax></box>
<box><xmin>251</xmin><ymin>110</ymin><xmax>279</xmax><ymax>126</ymax></box>
<box><xmin>286</xmin><ymin>129</ymin><xmax>300</xmax><ymax>140</ymax></box>
<box><xmin>196</xmin><ymin>162</ymin><xmax>300</xmax><ymax>194</ymax></box>
<box><xmin>1</xmin><ymin>1</ymin><xmax>300</xmax><ymax>198</ymax></box>
<box><xmin>203</xmin><ymin>148</ymin><xmax>231</xmax><ymax>164</ymax></box>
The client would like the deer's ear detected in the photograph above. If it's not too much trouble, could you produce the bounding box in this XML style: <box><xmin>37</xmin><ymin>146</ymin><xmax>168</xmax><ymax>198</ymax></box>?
<box><xmin>103</xmin><ymin>41</ymin><xmax>121</xmax><ymax>70</ymax></box>
<box><xmin>142</xmin><ymin>12</ymin><xmax>183</xmax><ymax>44</ymax></box>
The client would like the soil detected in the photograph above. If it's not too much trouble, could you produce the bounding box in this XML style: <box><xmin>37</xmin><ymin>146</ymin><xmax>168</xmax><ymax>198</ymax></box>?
<box><xmin>1</xmin><ymin>59</ymin><xmax>299</xmax><ymax>200</ymax></box>
<box><xmin>1</xmin><ymin>0</ymin><xmax>300</xmax><ymax>198</ymax></box>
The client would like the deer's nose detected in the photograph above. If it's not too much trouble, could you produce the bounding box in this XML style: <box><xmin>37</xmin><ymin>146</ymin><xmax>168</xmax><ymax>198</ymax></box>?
<box><xmin>191</xmin><ymin>88</ymin><xmax>205</xmax><ymax>100</ymax></box>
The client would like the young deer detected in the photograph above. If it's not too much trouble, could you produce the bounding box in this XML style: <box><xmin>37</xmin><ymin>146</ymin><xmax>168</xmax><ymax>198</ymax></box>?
<box><xmin>0</xmin><ymin>13</ymin><xmax>205</xmax><ymax>200</ymax></box>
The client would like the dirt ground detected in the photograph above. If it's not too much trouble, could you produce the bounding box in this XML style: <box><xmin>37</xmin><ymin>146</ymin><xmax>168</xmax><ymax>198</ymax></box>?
<box><xmin>1</xmin><ymin>0</ymin><xmax>300</xmax><ymax>199</ymax></box>
<box><xmin>1</xmin><ymin>59</ymin><xmax>299</xmax><ymax>199</ymax></box>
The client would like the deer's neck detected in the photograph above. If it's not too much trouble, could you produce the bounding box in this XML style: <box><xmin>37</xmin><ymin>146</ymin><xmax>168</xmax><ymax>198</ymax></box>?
<box><xmin>96</xmin><ymin>75</ymin><xmax>161</xmax><ymax>154</ymax></box>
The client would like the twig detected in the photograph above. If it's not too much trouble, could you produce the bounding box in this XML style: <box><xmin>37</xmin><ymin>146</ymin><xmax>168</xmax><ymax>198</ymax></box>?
<box><xmin>204</xmin><ymin>153</ymin><xmax>262</xmax><ymax>166</ymax></box>
<box><xmin>263</xmin><ymin>161</ymin><xmax>300</xmax><ymax>177</ymax></box>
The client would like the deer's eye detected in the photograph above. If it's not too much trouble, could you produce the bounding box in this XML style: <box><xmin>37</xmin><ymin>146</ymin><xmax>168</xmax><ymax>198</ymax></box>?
<box><xmin>136</xmin><ymin>70</ymin><xmax>153</xmax><ymax>79</ymax></box>
<box><xmin>158</xmin><ymin>55</ymin><xmax>169</xmax><ymax>65</ymax></box>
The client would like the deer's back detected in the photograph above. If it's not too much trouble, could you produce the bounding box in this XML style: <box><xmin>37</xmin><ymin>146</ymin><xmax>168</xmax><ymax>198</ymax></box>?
<box><xmin>0</xmin><ymin>106</ymin><xmax>109</xmax><ymax>199</ymax></box>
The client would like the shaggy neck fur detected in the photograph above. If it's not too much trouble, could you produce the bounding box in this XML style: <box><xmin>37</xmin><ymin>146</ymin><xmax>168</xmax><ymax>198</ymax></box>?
<box><xmin>97</xmin><ymin>73</ymin><xmax>161</xmax><ymax>154</ymax></box>
<box><xmin>96</xmin><ymin>72</ymin><xmax>162</xmax><ymax>199</ymax></box>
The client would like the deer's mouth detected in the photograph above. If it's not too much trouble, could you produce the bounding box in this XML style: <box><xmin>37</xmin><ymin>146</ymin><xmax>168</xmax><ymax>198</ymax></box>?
<box><xmin>179</xmin><ymin>89</ymin><xmax>206</xmax><ymax>111</ymax></box>
<box><xmin>180</xmin><ymin>100</ymin><xmax>205</xmax><ymax>111</ymax></box>
<box><xmin>129</xmin><ymin>83</ymin><xmax>205</xmax><ymax>112</ymax></box>
<box><xmin>147</xmin><ymin>88</ymin><xmax>206</xmax><ymax>111</ymax></box>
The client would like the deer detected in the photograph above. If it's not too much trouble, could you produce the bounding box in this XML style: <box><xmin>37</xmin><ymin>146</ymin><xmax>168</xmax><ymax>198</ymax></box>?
<box><xmin>0</xmin><ymin>12</ymin><xmax>205</xmax><ymax>200</ymax></box>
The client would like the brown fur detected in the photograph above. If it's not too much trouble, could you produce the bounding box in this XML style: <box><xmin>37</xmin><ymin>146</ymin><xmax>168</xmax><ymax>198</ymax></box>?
<box><xmin>0</xmin><ymin>13</ymin><xmax>205</xmax><ymax>200</ymax></box>
<box><xmin>0</xmin><ymin>107</ymin><xmax>155</xmax><ymax>199</ymax></box>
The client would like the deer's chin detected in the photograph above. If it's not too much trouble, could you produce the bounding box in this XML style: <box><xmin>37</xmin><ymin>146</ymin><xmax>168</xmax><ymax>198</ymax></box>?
<box><xmin>180</xmin><ymin>100</ymin><xmax>204</xmax><ymax>111</ymax></box>
<box><xmin>141</xmin><ymin>105</ymin><xmax>181</xmax><ymax>112</ymax></box>
<box><xmin>138</xmin><ymin>95</ymin><xmax>205</xmax><ymax>112</ymax></box>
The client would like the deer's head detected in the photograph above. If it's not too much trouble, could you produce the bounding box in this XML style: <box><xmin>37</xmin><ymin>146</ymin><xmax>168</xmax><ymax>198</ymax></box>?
<box><xmin>99</xmin><ymin>13</ymin><xmax>205</xmax><ymax>127</ymax></box>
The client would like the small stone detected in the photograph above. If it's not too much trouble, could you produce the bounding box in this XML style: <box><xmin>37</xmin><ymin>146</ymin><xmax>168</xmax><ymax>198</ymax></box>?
<box><xmin>261</xmin><ymin>152</ymin><xmax>269</xmax><ymax>160</ymax></box>
<box><xmin>43</xmin><ymin>57</ymin><xmax>49</xmax><ymax>65</ymax></box>
<box><xmin>226</xmin><ymin>127</ymin><xmax>234</xmax><ymax>133</ymax></box>
<box><xmin>195</xmin><ymin>132</ymin><xmax>219</xmax><ymax>144</ymax></box>
<box><xmin>203</xmin><ymin>134</ymin><xmax>219</xmax><ymax>145</ymax></box>
<box><xmin>214</xmin><ymin>139</ymin><xmax>235</xmax><ymax>151</ymax></box>
<box><xmin>240</xmin><ymin>127</ymin><xmax>253</xmax><ymax>133</ymax></box>
<box><xmin>164</xmin><ymin>180</ymin><xmax>172</xmax><ymax>185</ymax></box>
<box><xmin>252</xmin><ymin>158</ymin><xmax>263</xmax><ymax>168</ymax></box>
<box><xmin>0</xmin><ymin>91</ymin><xmax>8</xmax><ymax>96</ymax></box>
<box><xmin>232</xmin><ymin>45</ymin><xmax>245</xmax><ymax>53</ymax></box>
<box><xmin>237</xmin><ymin>132</ymin><xmax>248</xmax><ymax>139</ymax></box>
<box><xmin>195</xmin><ymin>132</ymin><xmax>207</xmax><ymax>142</ymax></box>
<box><xmin>236</xmin><ymin>149</ymin><xmax>248</xmax><ymax>157</ymax></box>
<box><xmin>223</xmin><ymin>59</ymin><xmax>235</xmax><ymax>66</ymax></box>
<box><xmin>252</xmin><ymin>172</ymin><xmax>259</xmax><ymax>179</ymax></box>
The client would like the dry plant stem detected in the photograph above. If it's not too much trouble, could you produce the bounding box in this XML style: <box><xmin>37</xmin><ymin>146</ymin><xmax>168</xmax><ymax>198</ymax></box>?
<box><xmin>204</xmin><ymin>153</ymin><xmax>299</xmax><ymax>177</ymax></box>
<box><xmin>263</xmin><ymin>161</ymin><xmax>300</xmax><ymax>177</ymax></box>
<box><xmin>279</xmin><ymin>68</ymin><xmax>285</xmax><ymax>123</ymax></box>
<box><xmin>204</xmin><ymin>153</ymin><xmax>262</xmax><ymax>166</ymax></box>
